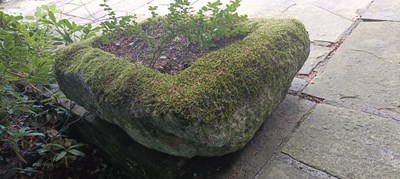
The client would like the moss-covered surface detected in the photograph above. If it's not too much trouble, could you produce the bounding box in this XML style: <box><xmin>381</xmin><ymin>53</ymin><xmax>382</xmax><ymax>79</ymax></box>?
<box><xmin>55</xmin><ymin>18</ymin><xmax>310</xmax><ymax>157</ymax></box>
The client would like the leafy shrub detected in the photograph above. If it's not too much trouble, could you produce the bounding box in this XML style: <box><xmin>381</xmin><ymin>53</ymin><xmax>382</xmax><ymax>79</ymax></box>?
<box><xmin>97</xmin><ymin>0</ymin><xmax>248</xmax><ymax>65</ymax></box>
<box><xmin>0</xmin><ymin>5</ymin><xmax>98</xmax><ymax>177</ymax></box>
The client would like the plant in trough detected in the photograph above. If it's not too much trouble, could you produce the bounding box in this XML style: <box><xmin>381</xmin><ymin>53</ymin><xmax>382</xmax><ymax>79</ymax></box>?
<box><xmin>97</xmin><ymin>0</ymin><xmax>249</xmax><ymax>68</ymax></box>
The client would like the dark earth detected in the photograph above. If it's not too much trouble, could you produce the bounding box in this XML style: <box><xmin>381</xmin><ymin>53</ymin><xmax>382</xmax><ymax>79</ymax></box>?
<box><xmin>95</xmin><ymin>26</ymin><xmax>244</xmax><ymax>74</ymax></box>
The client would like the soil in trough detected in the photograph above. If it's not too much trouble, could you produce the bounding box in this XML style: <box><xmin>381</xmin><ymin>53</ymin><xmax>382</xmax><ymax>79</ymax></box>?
<box><xmin>94</xmin><ymin>25</ymin><xmax>244</xmax><ymax>74</ymax></box>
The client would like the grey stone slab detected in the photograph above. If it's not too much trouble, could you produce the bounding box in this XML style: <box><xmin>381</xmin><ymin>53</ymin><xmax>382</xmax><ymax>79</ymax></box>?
<box><xmin>304</xmin><ymin>22</ymin><xmax>400</xmax><ymax>113</ymax></box>
<box><xmin>283</xmin><ymin>104</ymin><xmax>400</xmax><ymax>179</ymax></box>
<box><xmin>305</xmin><ymin>0</ymin><xmax>373</xmax><ymax>20</ymax></box>
<box><xmin>65</xmin><ymin>0</ymin><xmax>108</xmax><ymax>20</ymax></box>
<box><xmin>57</xmin><ymin>3</ymin><xmax>80</xmax><ymax>14</ymax></box>
<box><xmin>216</xmin><ymin>95</ymin><xmax>315</xmax><ymax>178</ymax></box>
<box><xmin>289</xmin><ymin>78</ymin><xmax>308</xmax><ymax>92</ymax></box>
<box><xmin>362</xmin><ymin>0</ymin><xmax>400</xmax><ymax>21</ymax></box>
<box><xmin>298</xmin><ymin>45</ymin><xmax>331</xmax><ymax>75</ymax></box>
<box><xmin>256</xmin><ymin>154</ymin><xmax>338</xmax><ymax>179</ymax></box>
<box><xmin>1</xmin><ymin>0</ymin><xmax>48</xmax><ymax>16</ymax></box>
<box><xmin>278</xmin><ymin>3</ymin><xmax>353</xmax><ymax>42</ymax></box>
<box><xmin>255</xmin><ymin>158</ymin><xmax>315</xmax><ymax>179</ymax></box>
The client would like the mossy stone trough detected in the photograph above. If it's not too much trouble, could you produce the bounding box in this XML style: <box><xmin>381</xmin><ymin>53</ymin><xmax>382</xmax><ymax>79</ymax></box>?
<box><xmin>55</xmin><ymin>19</ymin><xmax>310</xmax><ymax>158</ymax></box>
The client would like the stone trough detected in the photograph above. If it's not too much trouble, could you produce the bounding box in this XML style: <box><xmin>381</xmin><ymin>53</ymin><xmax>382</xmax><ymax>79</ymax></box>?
<box><xmin>55</xmin><ymin>18</ymin><xmax>310</xmax><ymax>158</ymax></box>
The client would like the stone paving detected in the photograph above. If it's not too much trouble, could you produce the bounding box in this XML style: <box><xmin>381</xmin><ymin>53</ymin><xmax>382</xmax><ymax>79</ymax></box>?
<box><xmin>2</xmin><ymin>0</ymin><xmax>400</xmax><ymax>178</ymax></box>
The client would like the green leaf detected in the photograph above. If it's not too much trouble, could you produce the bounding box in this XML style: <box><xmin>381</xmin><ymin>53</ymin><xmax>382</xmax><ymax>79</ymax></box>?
<box><xmin>68</xmin><ymin>149</ymin><xmax>86</xmax><ymax>157</ymax></box>
<box><xmin>69</xmin><ymin>143</ymin><xmax>85</xmax><ymax>149</ymax></box>
<box><xmin>24</xmin><ymin>132</ymin><xmax>45</xmax><ymax>137</ymax></box>
<box><xmin>52</xmin><ymin>42</ymin><xmax>64</xmax><ymax>45</ymax></box>
<box><xmin>37</xmin><ymin>148</ymin><xmax>49</xmax><ymax>154</ymax></box>
<box><xmin>25</xmin><ymin>16</ymin><xmax>35</xmax><ymax>20</ymax></box>
<box><xmin>47</xmin><ymin>11</ymin><xmax>56</xmax><ymax>23</ymax></box>
<box><xmin>54</xmin><ymin>151</ymin><xmax>67</xmax><ymax>162</ymax></box>
<box><xmin>59</xmin><ymin>19</ymin><xmax>72</xmax><ymax>29</ymax></box>
<box><xmin>46</xmin><ymin>143</ymin><xmax>66</xmax><ymax>150</ymax></box>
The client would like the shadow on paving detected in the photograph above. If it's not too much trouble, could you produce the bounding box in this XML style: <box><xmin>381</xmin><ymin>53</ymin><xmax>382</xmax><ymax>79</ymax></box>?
<box><xmin>70</xmin><ymin>95</ymin><xmax>315</xmax><ymax>179</ymax></box>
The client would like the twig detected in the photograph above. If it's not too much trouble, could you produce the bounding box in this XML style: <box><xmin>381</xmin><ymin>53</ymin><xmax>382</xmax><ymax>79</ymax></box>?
<box><xmin>10</xmin><ymin>146</ymin><xmax>28</xmax><ymax>164</ymax></box>
<box><xmin>54</xmin><ymin>112</ymin><xmax>88</xmax><ymax>139</ymax></box>
<box><xmin>7</xmin><ymin>71</ymin><xmax>26</xmax><ymax>78</ymax></box>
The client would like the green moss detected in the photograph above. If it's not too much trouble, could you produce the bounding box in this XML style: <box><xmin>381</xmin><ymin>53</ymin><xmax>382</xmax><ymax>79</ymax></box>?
<box><xmin>55</xmin><ymin>18</ymin><xmax>309</xmax><ymax>123</ymax></box>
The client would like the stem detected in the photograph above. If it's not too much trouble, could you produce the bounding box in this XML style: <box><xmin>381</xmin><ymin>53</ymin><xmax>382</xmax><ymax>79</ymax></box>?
<box><xmin>149</xmin><ymin>33</ymin><xmax>175</xmax><ymax>68</ymax></box>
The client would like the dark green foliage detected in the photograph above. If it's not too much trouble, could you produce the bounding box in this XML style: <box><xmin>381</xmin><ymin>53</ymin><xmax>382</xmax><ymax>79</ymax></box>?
<box><xmin>99</xmin><ymin>0</ymin><xmax>141</xmax><ymax>44</ymax></box>
<box><xmin>0</xmin><ymin>5</ymin><xmax>98</xmax><ymax>177</ymax></box>
<box><xmin>97</xmin><ymin>0</ymin><xmax>248</xmax><ymax>65</ymax></box>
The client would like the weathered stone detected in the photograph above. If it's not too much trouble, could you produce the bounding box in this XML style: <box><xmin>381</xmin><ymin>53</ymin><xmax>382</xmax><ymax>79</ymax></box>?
<box><xmin>305</xmin><ymin>0</ymin><xmax>373</xmax><ymax>20</ymax></box>
<box><xmin>289</xmin><ymin>78</ymin><xmax>308</xmax><ymax>92</ymax></box>
<box><xmin>298</xmin><ymin>45</ymin><xmax>331</xmax><ymax>75</ymax></box>
<box><xmin>256</xmin><ymin>154</ymin><xmax>337</xmax><ymax>179</ymax></box>
<box><xmin>217</xmin><ymin>95</ymin><xmax>315</xmax><ymax>178</ymax></box>
<box><xmin>362</xmin><ymin>0</ymin><xmax>400</xmax><ymax>21</ymax></box>
<box><xmin>1</xmin><ymin>0</ymin><xmax>48</xmax><ymax>16</ymax></box>
<box><xmin>277</xmin><ymin>3</ymin><xmax>353</xmax><ymax>42</ymax></box>
<box><xmin>283</xmin><ymin>104</ymin><xmax>400</xmax><ymax>178</ymax></box>
<box><xmin>304</xmin><ymin>22</ymin><xmax>400</xmax><ymax>113</ymax></box>
<box><xmin>55</xmin><ymin>19</ymin><xmax>310</xmax><ymax>158</ymax></box>
<box><xmin>255</xmin><ymin>158</ymin><xmax>314</xmax><ymax>179</ymax></box>
<box><xmin>67</xmin><ymin>95</ymin><xmax>315</xmax><ymax>178</ymax></box>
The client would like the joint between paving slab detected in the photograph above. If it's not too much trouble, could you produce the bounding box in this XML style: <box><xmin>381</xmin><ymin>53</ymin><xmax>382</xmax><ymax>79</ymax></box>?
<box><xmin>252</xmin><ymin>95</ymin><xmax>317</xmax><ymax>178</ymax></box>
<box><xmin>311</xmin><ymin>40</ymin><xmax>334</xmax><ymax>47</ymax></box>
<box><xmin>309</xmin><ymin>3</ymin><xmax>353</xmax><ymax>22</ymax></box>
<box><xmin>292</xmin><ymin>102</ymin><xmax>317</xmax><ymax>131</ymax></box>
<box><xmin>296</xmin><ymin>92</ymin><xmax>400</xmax><ymax>122</ymax></box>
<box><xmin>277</xmin><ymin>153</ymin><xmax>340</xmax><ymax>179</ymax></box>
<box><xmin>252</xmin><ymin>102</ymin><xmax>340</xmax><ymax>179</ymax></box>
<box><xmin>361</xmin><ymin>18</ymin><xmax>400</xmax><ymax>22</ymax></box>
<box><xmin>299</xmin><ymin>18</ymin><xmax>362</xmax><ymax>88</ymax></box>
<box><xmin>323</xmin><ymin>99</ymin><xmax>400</xmax><ymax>121</ymax></box>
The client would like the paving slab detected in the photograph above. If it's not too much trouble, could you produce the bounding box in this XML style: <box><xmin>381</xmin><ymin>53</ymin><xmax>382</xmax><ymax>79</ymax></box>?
<box><xmin>255</xmin><ymin>157</ymin><xmax>315</xmax><ymax>179</ymax></box>
<box><xmin>213</xmin><ymin>95</ymin><xmax>315</xmax><ymax>178</ymax></box>
<box><xmin>64</xmin><ymin>0</ymin><xmax>109</xmax><ymax>20</ymax></box>
<box><xmin>255</xmin><ymin>153</ymin><xmax>337</xmax><ymax>179</ymax></box>
<box><xmin>277</xmin><ymin>2</ymin><xmax>353</xmax><ymax>42</ymax></box>
<box><xmin>1</xmin><ymin>0</ymin><xmax>48</xmax><ymax>16</ymax></box>
<box><xmin>362</xmin><ymin>0</ymin><xmax>400</xmax><ymax>21</ymax></box>
<box><xmin>283</xmin><ymin>104</ymin><xmax>400</xmax><ymax>178</ymax></box>
<box><xmin>304</xmin><ymin>22</ymin><xmax>400</xmax><ymax>113</ymax></box>
<box><xmin>57</xmin><ymin>2</ymin><xmax>81</xmax><ymax>14</ymax></box>
<box><xmin>289</xmin><ymin>78</ymin><xmax>308</xmax><ymax>92</ymax></box>
<box><xmin>304</xmin><ymin>0</ymin><xmax>373</xmax><ymax>20</ymax></box>
<box><xmin>298</xmin><ymin>45</ymin><xmax>331</xmax><ymax>75</ymax></box>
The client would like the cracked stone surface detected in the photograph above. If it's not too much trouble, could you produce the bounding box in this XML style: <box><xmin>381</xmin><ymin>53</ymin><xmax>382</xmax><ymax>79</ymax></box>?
<box><xmin>255</xmin><ymin>154</ymin><xmax>337</xmax><ymax>179</ymax></box>
<box><xmin>298</xmin><ymin>45</ymin><xmax>331</xmax><ymax>75</ymax></box>
<box><xmin>255</xmin><ymin>157</ymin><xmax>315</xmax><ymax>179</ymax></box>
<box><xmin>289</xmin><ymin>78</ymin><xmax>308</xmax><ymax>92</ymax></box>
<box><xmin>304</xmin><ymin>0</ymin><xmax>373</xmax><ymax>21</ymax></box>
<box><xmin>362</xmin><ymin>0</ymin><xmax>400</xmax><ymax>21</ymax></box>
<box><xmin>283</xmin><ymin>104</ymin><xmax>400</xmax><ymax>179</ymax></box>
<box><xmin>276</xmin><ymin>2</ymin><xmax>353</xmax><ymax>42</ymax></box>
<box><xmin>215</xmin><ymin>95</ymin><xmax>314</xmax><ymax>178</ymax></box>
<box><xmin>304</xmin><ymin>22</ymin><xmax>400</xmax><ymax>113</ymax></box>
